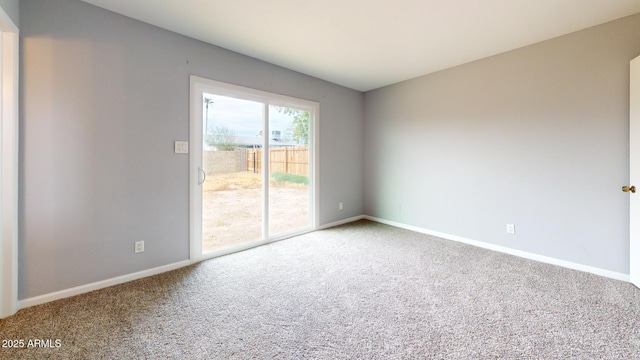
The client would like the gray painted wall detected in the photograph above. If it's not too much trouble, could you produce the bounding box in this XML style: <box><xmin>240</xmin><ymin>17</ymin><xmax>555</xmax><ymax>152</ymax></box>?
<box><xmin>20</xmin><ymin>0</ymin><xmax>363</xmax><ymax>298</ymax></box>
<box><xmin>364</xmin><ymin>14</ymin><xmax>640</xmax><ymax>274</ymax></box>
<box><xmin>0</xmin><ymin>0</ymin><xmax>18</xmax><ymax>27</ymax></box>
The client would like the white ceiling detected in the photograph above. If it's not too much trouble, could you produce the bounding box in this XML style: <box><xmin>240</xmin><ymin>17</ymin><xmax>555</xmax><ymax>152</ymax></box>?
<box><xmin>80</xmin><ymin>0</ymin><xmax>640</xmax><ymax>92</ymax></box>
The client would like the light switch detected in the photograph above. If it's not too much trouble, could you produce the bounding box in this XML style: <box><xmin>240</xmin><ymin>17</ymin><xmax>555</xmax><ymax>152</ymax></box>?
<box><xmin>174</xmin><ymin>141</ymin><xmax>188</xmax><ymax>154</ymax></box>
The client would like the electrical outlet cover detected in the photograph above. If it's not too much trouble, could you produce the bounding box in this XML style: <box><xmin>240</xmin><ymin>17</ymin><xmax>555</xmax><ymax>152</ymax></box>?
<box><xmin>506</xmin><ymin>224</ymin><xmax>515</xmax><ymax>234</ymax></box>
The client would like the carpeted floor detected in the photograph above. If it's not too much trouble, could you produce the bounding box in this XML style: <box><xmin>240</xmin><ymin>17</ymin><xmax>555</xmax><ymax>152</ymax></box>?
<box><xmin>1</xmin><ymin>220</ymin><xmax>639</xmax><ymax>359</ymax></box>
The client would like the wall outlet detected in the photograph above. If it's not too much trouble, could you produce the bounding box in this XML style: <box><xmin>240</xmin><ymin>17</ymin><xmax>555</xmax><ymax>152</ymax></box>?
<box><xmin>135</xmin><ymin>241</ymin><xmax>144</xmax><ymax>253</ymax></box>
<box><xmin>506</xmin><ymin>224</ymin><xmax>515</xmax><ymax>234</ymax></box>
<box><xmin>338</xmin><ymin>202</ymin><xmax>344</xmax><ymax>210</ymax></box>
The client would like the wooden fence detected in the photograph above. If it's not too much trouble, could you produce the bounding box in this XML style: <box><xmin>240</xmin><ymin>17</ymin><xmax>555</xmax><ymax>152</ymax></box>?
<box><xmin>246</xmin><ymin>146</ymin><xmax>308</xmax><ymax>176</ymax></box>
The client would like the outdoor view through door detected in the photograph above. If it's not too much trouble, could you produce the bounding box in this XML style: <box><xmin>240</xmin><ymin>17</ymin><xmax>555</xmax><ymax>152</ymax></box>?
<box><xmin>190</xmin><ymin>77</ymin><xmax>317</xmax><ymax>259</ymax></box>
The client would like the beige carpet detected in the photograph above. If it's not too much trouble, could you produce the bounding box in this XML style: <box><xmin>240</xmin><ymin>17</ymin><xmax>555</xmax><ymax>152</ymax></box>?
<box><xmin>1</xmin><ymin>220</ymin><xmax>639</xmax><ymax>359</ymax></box>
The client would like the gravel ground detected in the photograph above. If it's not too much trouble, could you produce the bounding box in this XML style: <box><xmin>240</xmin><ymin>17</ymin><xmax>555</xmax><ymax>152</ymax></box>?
<box><xmin>202</xmin><ymin>173</ymin><xmax>310</xmax><ymax>252</ymax></box>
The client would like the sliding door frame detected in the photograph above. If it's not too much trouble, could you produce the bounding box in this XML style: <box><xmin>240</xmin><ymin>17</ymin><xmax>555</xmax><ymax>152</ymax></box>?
<box><xmin>189</xmin><ymin>76</ymin><xmax>319</xmax><ymax>261</ymax></box>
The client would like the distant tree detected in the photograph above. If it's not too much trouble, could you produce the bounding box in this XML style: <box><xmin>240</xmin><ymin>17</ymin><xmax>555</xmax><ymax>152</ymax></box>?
<box><xmin>206</xmin><ymin>125</ymin><xmax>239</xmax><ymax>150</ymax></box>
<box><xmin>204</xmin><ymin>97</ymin><xmax>214</xmax><ymax>134</ymax></box>
<box><xmin>277</xmin><ymin>107</ymin><xmax>309</xmax><ymax>145</ymax></box>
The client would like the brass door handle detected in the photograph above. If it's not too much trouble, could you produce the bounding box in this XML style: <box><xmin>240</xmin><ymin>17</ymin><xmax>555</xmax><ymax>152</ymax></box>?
<box><xmin>623</xmin><ymin>185</ymin><xmax>636</xmax><ymax>193</ymax></box>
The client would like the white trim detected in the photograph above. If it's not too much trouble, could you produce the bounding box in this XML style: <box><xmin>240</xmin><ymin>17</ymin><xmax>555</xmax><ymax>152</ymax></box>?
<box><xmin>16</xmin><ymin>214</ymin><xmax>631</xmax><ymax>311</ymax></box>
<box><xmin>364</xmin><ymin>216</ymin><xmax>630</xmax><ymax>282</ymax></box>
<box><xmin>630</xmin><ymin>54</ymin><xmax>640</xmax><ymax>287</ymax></box>
<box><xmin>318</xmin><ymin>215</ymin><xmax>366</xmax><ymax>230</ymax></box>
<box><xmin>0</xmin><ymin>6</ymin><xmax>18</xmax><ymax>319</ymax></box>
<box><xmin>19</xmin><ymin>260</ymin><xmax>192</xmax><ymax>310</ymax></box>
<box><xmin>189</xmin><ymin>77</ymin><xmax>204</xmax><ymax>260</ymax></box>
<box><xmin>311</xmin><ymin>106</ymin><xmax>320</xmax><ymax>229</ymax></box>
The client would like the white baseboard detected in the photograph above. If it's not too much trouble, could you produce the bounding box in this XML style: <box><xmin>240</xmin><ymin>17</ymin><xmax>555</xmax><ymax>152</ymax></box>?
<box><xmin>364</xmin><ymin>216</ymin><xmax>630</xmax><ymax>282</ymax></box>
<box><xmin>319</xmin><ymin>215</ymin><xmax>365</xmax><ymax>230</ymax></box>
<box><xmin>18</xmin><ymin>260</ymin><xmax>192</xmax><ymax>310</ymax></box>
<box><xmin>16</xmin><ymin>216</ymin><xmax>366</xmax><ymax>311</ymax></box>
<box><xmin>17</xmin><ymin>215</ymin><xmax>630</xmax><ymax>311</ymax></box>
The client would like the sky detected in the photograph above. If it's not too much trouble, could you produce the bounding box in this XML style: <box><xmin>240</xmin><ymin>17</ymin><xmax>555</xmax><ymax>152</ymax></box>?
<box><xmin>203</xmin><ymin>93</ymin><xmax>298</xmax><ymax>137</ymax></box>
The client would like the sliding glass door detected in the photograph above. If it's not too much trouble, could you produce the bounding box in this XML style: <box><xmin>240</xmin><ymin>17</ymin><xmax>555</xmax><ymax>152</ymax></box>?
<box><xmin>201</xmin><ymin>95</ymin><xmax>264</xmax><ymax>252</ymax></box>
<box><xmin>190</xmin><ymin>76</ymin><xmax>318</xmax><ymax>259</ymax></box>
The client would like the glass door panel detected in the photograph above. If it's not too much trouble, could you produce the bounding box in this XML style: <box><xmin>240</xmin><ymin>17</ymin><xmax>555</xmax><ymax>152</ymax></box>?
<box><xmin>201</xmin><ymin>94</ymin><xmax>264</xmax><ymax>253</ymax></box>
<box><xmin>268</xmin><ymin>105</ymin><xmax>311</xmax><ymax>236</ymax></box>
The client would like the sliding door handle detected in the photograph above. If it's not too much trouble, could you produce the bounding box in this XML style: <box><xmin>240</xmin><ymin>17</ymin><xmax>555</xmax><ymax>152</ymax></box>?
<box><xmin>198</xmin><ymin>168</ymin><xmax>207</xmax><ymax>185</ymax></box>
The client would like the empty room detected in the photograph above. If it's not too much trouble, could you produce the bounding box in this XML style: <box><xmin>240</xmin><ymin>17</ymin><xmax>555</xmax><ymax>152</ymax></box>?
<box><xmin>2</xmin><ymin>0</ymin><xmax>640</xmax><ymax>358</ymax></box>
